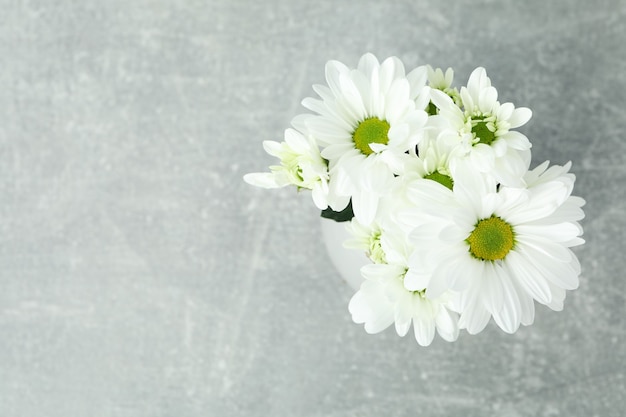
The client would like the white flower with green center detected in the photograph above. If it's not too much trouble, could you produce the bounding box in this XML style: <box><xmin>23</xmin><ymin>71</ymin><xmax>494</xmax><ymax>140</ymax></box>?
<box><xmin>301</xmin><ymin>53</ymin><xmax>429</xmax><ymax>225</ymax></box>
<box><xmin>244</xmin><ymin>128</ymin><xmax>348</xmax><ymax>210</ymax></box>
<box><xmin>343</xmin><ymin>174</ymin><xmax>422</xmax><ymax>265</ymax></box>
<box><xmin>348</xmin><ymin>220</ymin><xmax>460</xmax><ymax>346</ymax></box>
<box><xmin>403</xmin><ymin>167</ymin><xmax>584</xmax><ymax>335</ymax></box>
<box><xmin>402</xmin><ymin>132</ymin><xmax>460</xmax><ymax>191</ymax></box>
<box><xmin>429</xmin><ymin>67</ymin><xmax>533</xmax><ymax>187</ymax></box>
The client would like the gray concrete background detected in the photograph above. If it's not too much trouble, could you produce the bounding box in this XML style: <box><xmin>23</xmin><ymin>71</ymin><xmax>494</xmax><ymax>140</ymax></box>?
<box><xmin>0</xmin><ymin>1</ymin><xmax>624</xmax><ymax>416</ymax></box>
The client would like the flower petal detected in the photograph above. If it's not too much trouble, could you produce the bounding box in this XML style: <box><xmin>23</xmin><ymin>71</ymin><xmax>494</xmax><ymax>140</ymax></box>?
<box><xmin>506</xmin><ymin>250</ymin><xmax>552</xmax><ymax>304</ymax></box>
<box><xmin>492</xmin><ymin>271</ymin><xmax>521</xmax><ymax>334</ymax></box>
<box><xmin>509</xmin><ymin>107</ymin><xmax>532</xmax><ymax>128</ymax></box>
<box><xmin>243</xmin><ymin>172</ymin><xmax>282</xmax><ymax>188</ymax></box>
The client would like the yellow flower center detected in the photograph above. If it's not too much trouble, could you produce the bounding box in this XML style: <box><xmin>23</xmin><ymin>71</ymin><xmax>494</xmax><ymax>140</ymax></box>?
<box><xmin>467</xmin><ymin>215</ymin><xmax>515</xmax><ymax>261</ymax></box>
<box><xmin>352</xmin><ymin>117</ymin><xmax>390</xmax><ymax>155</ymax></box>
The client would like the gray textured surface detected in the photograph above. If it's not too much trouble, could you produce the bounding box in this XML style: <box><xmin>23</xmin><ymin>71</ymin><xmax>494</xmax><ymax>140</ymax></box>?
<box><xmin>0</xmin><ymin>1</ymin><xmax>624</xmax><ymax>416</ymax></box>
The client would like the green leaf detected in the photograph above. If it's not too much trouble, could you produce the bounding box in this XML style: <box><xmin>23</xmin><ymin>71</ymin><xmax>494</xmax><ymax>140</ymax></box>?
<box><xmin>320</xmin><ymin>200</ymin><xmax>354</xmax><ymax>222</ymax></box>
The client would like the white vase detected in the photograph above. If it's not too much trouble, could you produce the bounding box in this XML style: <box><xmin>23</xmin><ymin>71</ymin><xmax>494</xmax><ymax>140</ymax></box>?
<box><xmin>319</xmin><ymin>217</ymin><xmax>370</xmax><ymax>290</ymax></box>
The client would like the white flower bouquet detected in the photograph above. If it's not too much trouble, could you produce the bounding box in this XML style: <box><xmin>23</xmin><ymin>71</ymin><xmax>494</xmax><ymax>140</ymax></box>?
<box><xmin>244</xmin><ymin>53</ymin><xmax>585</xmax><ymax>346</ymax></box>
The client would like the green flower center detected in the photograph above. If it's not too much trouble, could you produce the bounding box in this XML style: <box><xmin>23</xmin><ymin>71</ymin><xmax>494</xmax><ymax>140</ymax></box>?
<box><xmin>427</xmin><ymin>102</ymin><xmax>438</xmax><ymax>116</ymax></box>
<box><xmin>352</xmin><ymin>117</ymin><xmax>390</xmax><ymax>155</ymax></box>
<box><xmin>471</xmin><ymin>116</ymin><xmax>496</xmax><ymax>146</ymax></box>
<box><xmin>467</xmin><ymin>215</ymin><xmax>515</xmax><ymax>261</ymax></box>
<box><xmin>424</xmin><ymin>171</ymin><xmax>453</xmax><ymax>190</ymax></box>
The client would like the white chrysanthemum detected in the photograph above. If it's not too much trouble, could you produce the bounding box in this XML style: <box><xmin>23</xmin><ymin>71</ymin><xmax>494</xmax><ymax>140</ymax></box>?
<box><xmin>244</xmin><ymin>128</ymin><xmax>348</xmax><ymax>210</ymax></box>
<box><xmin>402</xmin><ymin>130</ymin><xmax>461</xmax><ymax>191</ymax></box>
<box><xmin>403</xmin><ymin>165</ymin><xmax>584</xmax><ymax>335</ymax></box>
<box><xmin>429</xmin><ymin>67</ymin><xmax>533</xmax><ymax>186</ymax></box>
<box><xmin>301</xmin><ymin>53</ymin><xmax>429</xmax><ymax>224</ymax></box>
<box><xmin>343</xmin><ymin>174</ymin><xmax>420</xmax><ymax>265</ymax></box>
<box><xmin>348</xmin><ymin>221</ymin><xmax>460</xmax><ymax>346</ymax></box>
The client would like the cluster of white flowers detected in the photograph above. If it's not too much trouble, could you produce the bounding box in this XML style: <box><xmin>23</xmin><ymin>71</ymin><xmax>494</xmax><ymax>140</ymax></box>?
<box><xmin>245</xmin><ymin>53</ymin><xmax>585</xmax><ymax>346</ymax></box>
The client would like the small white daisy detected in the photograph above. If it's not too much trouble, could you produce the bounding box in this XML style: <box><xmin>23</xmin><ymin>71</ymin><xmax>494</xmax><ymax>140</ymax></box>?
<box><xmin>244</xmin><ymin>128</ymin><xmax>348</xmax><ymax>210</ymax></box>
<box><xmin>302</xmin><ymin>53</ymin><xmax>429</xmax><ymax>224</ymax></box>
<box><xmin>402</xmin><ymin>130</ymin><xmax>459</xmax><ymax>192</ymax></box>
<box><xmin>343</xmin><ymin>174</ymin><xmax>420</xmax><ymax>265</ymax></box>
<box><xmin>429</xmin><ymin>67</ymin><xmax>533</xmax><ymax>187</ymax></box>
<box><xmin>403</xmin><ymin>165</ymin><xmax>584</xmax><ymax>335</ymax></box>
<box><xmin>348</xmin><ymin>219</ymin><xmax>460</xmax><ymax>346</ymax></box>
